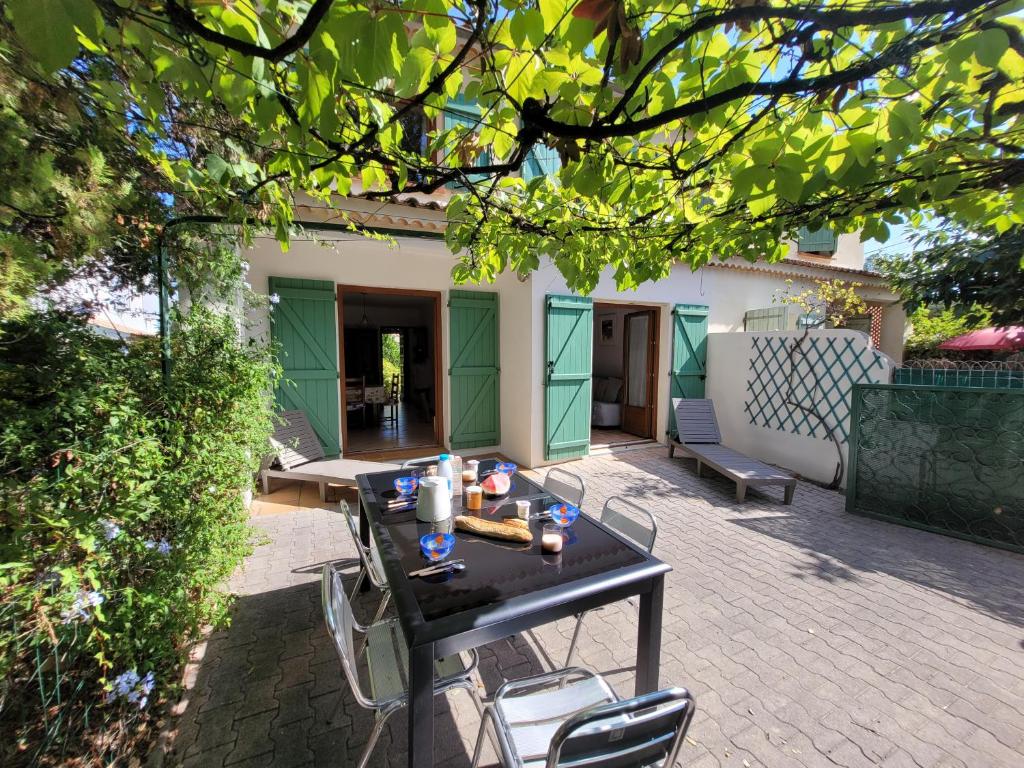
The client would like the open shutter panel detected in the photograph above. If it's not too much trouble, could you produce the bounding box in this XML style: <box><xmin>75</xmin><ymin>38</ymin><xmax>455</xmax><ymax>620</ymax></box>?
<box><xmin>545</xmin><ymin>295</ymin><xmax>593</xmax><ymax>461</ymax></box>
<box><xmin>798</xmin><ymin>226</ymin><xmax>837</xmax><ymax>254</ymax></box>
<box><xmin>444</xmin><ymin>99</ymin><xmax>492</xmax><ymax>188</ymax></box>
<box><xmin>268</xmin><ymin>277</ymin><xmax>341</xmax><ymax>455</ymax></box>
<box><xmin>523</xmin><ymin>144</ymin><xmax>561</xmax><ymax>181</ymax></box>
<box><xmin>668</xmin><ymin>304</ymin><xmax>708</xmax><ymax>439</ymax></box>
<box><xmin>449</xmin><ymin>290</ymin><xmax>500</xmax><ymax>449</ymax></box>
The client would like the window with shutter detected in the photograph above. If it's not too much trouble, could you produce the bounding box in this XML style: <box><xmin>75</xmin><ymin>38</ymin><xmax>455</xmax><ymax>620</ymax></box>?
<box><xmin>444</xmin><ymin>98</ymin><xmax>492</xmax><ymax>189</ymax></box>
<box><xmin>797</xmin><ymin>226</ymin><xmax>837</xmax><ymax>254</ymax></box>
<box><xmin>523</xmin><ymin>144</ymin><xmax>561</xmax><ymax>181</ymax></box>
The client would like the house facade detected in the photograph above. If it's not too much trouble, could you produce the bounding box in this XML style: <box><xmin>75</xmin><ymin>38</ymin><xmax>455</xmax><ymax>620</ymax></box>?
<box><xmin>243</xmin><ymin>192</ymin><xmax>905</xmax><ymax>469</ymax></box>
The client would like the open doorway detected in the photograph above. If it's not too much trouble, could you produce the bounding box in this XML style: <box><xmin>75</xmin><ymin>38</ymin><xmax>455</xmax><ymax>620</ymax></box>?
<box><xmin>591</xmin><ymin>302</ymin><xmax>660</xmax><ymax>449</ymax></box>
<box><xmin>338</xmin><ymin>287</ymin><xmax>443</xmax><ymax>455</ymax></box>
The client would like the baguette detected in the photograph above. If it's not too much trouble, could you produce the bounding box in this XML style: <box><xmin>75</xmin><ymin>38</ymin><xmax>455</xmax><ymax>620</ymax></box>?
<box><xmin>502</xmin><ymin>517</ymin><xmax>530</xmax><ymax>531</ymax></box>
<box><xmin>455</xmin><ymin>515</ymin><xmax>533</xmax><ymax>543</ymax></box>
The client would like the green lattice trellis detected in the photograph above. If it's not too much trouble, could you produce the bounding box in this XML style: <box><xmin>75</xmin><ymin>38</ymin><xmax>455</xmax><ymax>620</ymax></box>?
<box><xmin>744</xmin><ymin>335</ymin><xmax>889</xmax><ymax>443</ymax></box>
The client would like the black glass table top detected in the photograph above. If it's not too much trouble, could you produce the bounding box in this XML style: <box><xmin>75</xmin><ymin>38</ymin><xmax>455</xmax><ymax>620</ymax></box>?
<box><xmin>363</xmin><ymin>486</ymin><xmax>648</xmax><ymax>623</ymax></box>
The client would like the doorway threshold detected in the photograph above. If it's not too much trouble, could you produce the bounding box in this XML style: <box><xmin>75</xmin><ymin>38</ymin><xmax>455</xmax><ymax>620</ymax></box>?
<box><xmin>589</xmin><ymin>439</ymin><xmax>657</xmax><ymax>457</ymax></box>
<box><xmin>343</xmin><ymin>444</ymin><xmax>444</xmax><ymax>464</ymax></box>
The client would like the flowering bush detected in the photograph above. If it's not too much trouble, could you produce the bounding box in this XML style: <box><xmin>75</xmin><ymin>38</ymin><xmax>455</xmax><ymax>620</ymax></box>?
<box><xmin>0</xmin><ymin>308</ymin><xmax>276</xmax><ymax>765</ymax></box>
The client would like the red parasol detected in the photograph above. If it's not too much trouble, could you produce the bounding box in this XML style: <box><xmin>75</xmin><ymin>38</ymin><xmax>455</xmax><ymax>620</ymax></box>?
<box><xmin>937</xmin><ymin>326</ymin><xmax>1024</xmax><ymax>352</ymax></box>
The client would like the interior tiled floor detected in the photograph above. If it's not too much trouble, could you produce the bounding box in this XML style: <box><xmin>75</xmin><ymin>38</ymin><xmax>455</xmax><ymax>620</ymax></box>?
<box><xmin>166</xmin><ymin>448</ymin><xmax>1024</xmax><ymax>767</ymax></box>
<box><xmin>346</xmin><ymin>402</ymin><xmax>437</xmax><ymax>453</ymax></box>
<box><xmin>590</xmin><ymin>426</ymin><xmax>654</xmax><ymax>449</ymax></box>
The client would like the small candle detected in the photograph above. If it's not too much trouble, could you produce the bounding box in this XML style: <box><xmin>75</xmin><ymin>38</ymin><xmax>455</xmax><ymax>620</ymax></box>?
<box><xmin>541</xmin><ymin>524</ymin><xmax>563</xmax><ymax>553</ymax></box>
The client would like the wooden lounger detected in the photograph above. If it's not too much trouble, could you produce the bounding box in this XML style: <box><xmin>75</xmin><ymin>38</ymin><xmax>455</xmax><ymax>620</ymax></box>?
<box><xmin>668</xmin><ymin>399</ymin><xmax>796</xmax><ymax>504</ymax></box>
<box><xmin>261</xmin><ymin>410</ymin><xmax>400</xmax><ymax>501</ymax></box>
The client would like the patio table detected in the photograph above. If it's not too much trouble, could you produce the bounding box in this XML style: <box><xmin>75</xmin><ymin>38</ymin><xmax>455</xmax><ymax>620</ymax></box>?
<box><xmin>356</xmin><ymin>459</ymin><xmax>671</xmax><ymax>768</ymax></box>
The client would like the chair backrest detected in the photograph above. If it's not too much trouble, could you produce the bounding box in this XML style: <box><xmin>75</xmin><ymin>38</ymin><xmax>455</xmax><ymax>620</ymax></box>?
<box><xmin>270</xmin><ymin>410</ymin><xmax>326</xmax><ymax>469</ymax></box>
<box><xmin>600</xmin><ymin>497</ymin><xmax>657</xmax><ymax>553</ymax></box>
<box><xmin>321</xmin><ymin>563</ymin><xmax>373</xmax><ymax>708</ymax></box>
<box><xmin>339</xmin><ymin>502</ymin><xmax>387</xmax><ymax>588</ymax></box>
<box><xmin>321</xmin><ymin>564</ymin><xmax>360</xmax><ymax>685</ymax></box>
<box><xmin>345</xmin><ymin>376</ymin><xmax>365</xmax><ymax>408</ymax></box>
<box><xmin>544</xmin><ymin>467</ymin><xmax>585</xmax><ymax>508</ymax></box>
<box><xmin>389</xmin><ymin>373</ymin><xmax>400</xmax><ymax>401</ymax></box>
<box><xmin>672</xmin><ymin>398</ymin><xmax>722</xmax><ymax>444</ymax></box>
<box><xmin>547</xmin><ymin>687</ymin><xmax>696</xmax><ymax>768</ymax></box>
<box><xmin>401</xmin><ymin>455</ymin><xmax>443</xmax><ymax>469</ymax></box>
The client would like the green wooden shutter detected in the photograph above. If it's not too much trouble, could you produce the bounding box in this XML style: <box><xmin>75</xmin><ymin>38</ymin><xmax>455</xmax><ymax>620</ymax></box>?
<box><xmin>545</xmin><ymin>295</ymin><xmax>593</xmax><ymax>461</ymax></box>
<box><xmin>523</xmin><ymin>144</ymin><xmax>561</xmax><ymax>181</ymax></box>
<box><xmin>268</xmin><ymin>277</ymin><xmax>340</xmax><ymax>455</ymax></box>
<box><xmin>444</xmin><ymin>98</ymin><xmax>492</xmax><ymax>188</ymax></box>
<box><xmin>449</xmin><ymin>290</ymin><xmax>500</xmax><ymax>449</ymax></box>
<box><xmin>668</xmin><ymin>304</ymin><xmax>708</xmax><ymax>438</ymax></box>
<box><xmin>798</xmin><ymin>226</ymin><xmax>837</xmax><ymax>254</ymax></box>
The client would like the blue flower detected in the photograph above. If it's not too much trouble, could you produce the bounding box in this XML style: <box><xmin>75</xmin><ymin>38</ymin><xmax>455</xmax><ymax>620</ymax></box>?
<box><xmin>157</xmin><ymin>538</ymin><xmax>172</xmax><ymax>555</ymax></box>
<box><xmin>107</xmin><ymin>669</ymin><xmax>154</xmax><ymax>709</ymax></box>
<box><xmin>61</xmin><ymin>589</ymin><xmax>105</xmax><ymax>624</ymax></box>
<box><xmin>100</xmin><ymin>519</ymin><xmax>122</xmax><ymax>541</ymax></box>
<box><xmin>144</xmin><ymin>539</ymin><xmax>156</xmax><ymax>550</ymax></box>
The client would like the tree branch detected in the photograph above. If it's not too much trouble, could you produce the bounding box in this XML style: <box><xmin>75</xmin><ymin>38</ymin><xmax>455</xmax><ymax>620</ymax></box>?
<box><xmin>603</xmin><ymin>0</ymin><xmax>1000</xmax><ymax>126</ymax></box>
<box><xmin>162</xmin><ymin>0</ymin><xmax>336</xmax><ymax>62</ymax></box>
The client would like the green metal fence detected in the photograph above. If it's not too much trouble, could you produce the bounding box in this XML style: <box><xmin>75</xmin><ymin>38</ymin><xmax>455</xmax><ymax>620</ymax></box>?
<box><xmin>846</xmin><ymin>384</ymin><xmax>1024</xmax><ymax>553</ymax></box>
<box><xmin>893</xmin><ymin>367</ymin><xmax>1024</xmax><ymax>389</ymax></box>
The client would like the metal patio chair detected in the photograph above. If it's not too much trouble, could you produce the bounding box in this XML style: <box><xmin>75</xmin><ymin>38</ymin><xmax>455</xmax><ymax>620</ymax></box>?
<box><xmin>564</xmin><ymin>497</ymin><xmax>657</xmax><ymax>667</ymax></box>
<box><xmin>338</xmin><ymin>501</ymin><xmax>391</xmax><ymax>638</ymax></box>
<box><xmin>321</xmin><ymin>562</ymin><xmax>483</xmax><ymax>768</ymax></box>
<box><xmin>543</xmin><ymin>466</ymin><xmax>586</xmax><ymax>508</ymax></box>
<box><xmin>471</xmin><ymin>666</ymin><xmax>695</xmax><ymax>768</ymax></box>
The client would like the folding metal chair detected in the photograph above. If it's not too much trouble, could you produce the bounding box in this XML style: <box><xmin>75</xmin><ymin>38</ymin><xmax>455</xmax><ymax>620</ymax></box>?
<box><xmin>471</xmin><ymin>666</ymin><xmax>695</xmax><ymax>768</ymax></box>
<box><xmin>565</xmin><ymin>497</ymin><xmax>657</xmax><ymax>667</ymax></box>
<box><xmin>321</xmin><ymin>563</ymin><xmax>482</xmax><ymax>768</ymax></box>
<box><xmin>543</xmin><ymin>466</ymin><xmax>586</xmax><ymax>508</ymax></box>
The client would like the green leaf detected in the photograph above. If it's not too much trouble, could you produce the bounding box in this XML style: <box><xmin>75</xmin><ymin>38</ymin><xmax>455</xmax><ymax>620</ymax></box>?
<box><xmin>395</xmin><ymin>48</ymin><xmax>435</xmax><ymax>98</ymax></box>
<box><xmin>774</xmin><ymin>166</ymin><xmax>803</xmax><ymax>204</ymax></box>
<box><xmin>888</xmin><ymin>100</ymin><xmax>921</xmax><ymax>142</ymax></box>
<box><xmin>9</xmin><ymin>0</ymin><xmax>80</xmax><ymax>74</ymax></box>
<box><xmin>206</xmin><ymin>155</ymin><xmax>229</xmax><ymax>183</ymax></box>
<box><xmin>975</xmin><ymin>28</ymin><xmax>1009</xmax><ymax>68</ymax></box>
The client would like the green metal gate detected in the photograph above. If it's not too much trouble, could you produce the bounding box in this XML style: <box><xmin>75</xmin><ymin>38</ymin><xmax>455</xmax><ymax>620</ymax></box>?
<box><xmin>449</xmin><ymin>290</ymin><xmax>500</xmax><ymax>449</ymax></box>
<box><xmin>268</xmin><ymin>276</ymin><xmax>341</xmax><ymax>455</ymax></box>
<box><xmin>668</xmin><ymin>304</ymin><xmax>708</xmax><ymax>438</ymax></box>
<box><xmin>545</xmin><ymin>295</ymin><xmax>593</xmax><ymax>461</ymax></box>
<box><xmin>846</xmin><ymin>383</ymin><xmax>1024</xmax><ymax>552</ymax></box>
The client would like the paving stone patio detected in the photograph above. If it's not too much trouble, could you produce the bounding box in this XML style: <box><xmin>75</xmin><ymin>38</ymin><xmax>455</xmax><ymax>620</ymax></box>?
<box><xmin>163</xmin><ymin>446</ymin><xmax>1024</xmax><ymax>767</ymax></box>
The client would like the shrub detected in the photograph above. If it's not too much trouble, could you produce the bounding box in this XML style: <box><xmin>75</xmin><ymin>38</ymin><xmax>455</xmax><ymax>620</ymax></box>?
<box><xmin>905</xmin><ymin>305</ymin><xmax>992</xmax><ymax>358</ymax></box>
<box><xmin>0</xmin><ymin>308</ymin><xmax>276</xmax><ymax>765</ymax></box>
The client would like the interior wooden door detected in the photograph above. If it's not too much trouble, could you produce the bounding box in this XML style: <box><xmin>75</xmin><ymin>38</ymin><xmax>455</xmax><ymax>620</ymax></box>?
<box><xmin>622</xmin><ymin>310</ymin><xmax>656</xmax><ymax>438</ymax></box>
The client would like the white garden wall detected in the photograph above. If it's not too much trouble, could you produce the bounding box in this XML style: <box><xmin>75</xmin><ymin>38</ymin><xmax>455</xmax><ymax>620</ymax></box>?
<box><xmin>706</xmin><ymin>329</ymin><xmax>894</xmax><ymax>486</ymax></box>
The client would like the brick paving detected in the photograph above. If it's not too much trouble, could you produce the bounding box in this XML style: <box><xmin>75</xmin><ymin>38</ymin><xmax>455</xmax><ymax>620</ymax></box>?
<box><xmin>162</xmin><ymin>447</ymin><xmax>1024</xmax><ymax>767</ymax></box>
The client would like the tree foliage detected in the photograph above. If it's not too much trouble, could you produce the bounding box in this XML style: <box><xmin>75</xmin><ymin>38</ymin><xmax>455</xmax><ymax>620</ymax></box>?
<box><xmin>878</xmin><ymin>225</ymin><xmax>1024</xmax><ymax>326</ymax></box>
<box><xmin>904</xmin><ymin>304</ymin><xmax>993</xmax><ymax>355</ymax></box>
<box><xmin>4</xmin><ymin>0</ymin><xmax>1022</xmax><ymax>293</ymax></box>
<box><xmin>0</xmin><ymin>33</ymin><xmax>166</xmax><ymax>321</ymax></box>
<box><xmin>775</xmin><ymin>277</ymin><xmax>867</xmax><ymax>327</ymax></box>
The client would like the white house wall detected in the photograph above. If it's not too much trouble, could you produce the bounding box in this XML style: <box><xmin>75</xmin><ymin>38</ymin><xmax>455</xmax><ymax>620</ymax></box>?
<box><xmin>243</xmin><ymin>231</ymin><xmax>531</xmax><ymax>460</ymax></box>
<box><xmin>242</xmin><ymin>216</ymin><xmax>904</xmax><ymax>469</ymax></box>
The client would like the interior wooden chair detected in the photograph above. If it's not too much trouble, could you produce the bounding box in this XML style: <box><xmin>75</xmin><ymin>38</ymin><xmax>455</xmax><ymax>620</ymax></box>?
<box><xmin>382</xmin><ymin>373</ymin><xmax>400</xmax><ymax>428</ymax></box>
<box><xmin>345</xmin><ymin>375</ymin><xmax>366</xmax><ymax>428</ymax></box>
